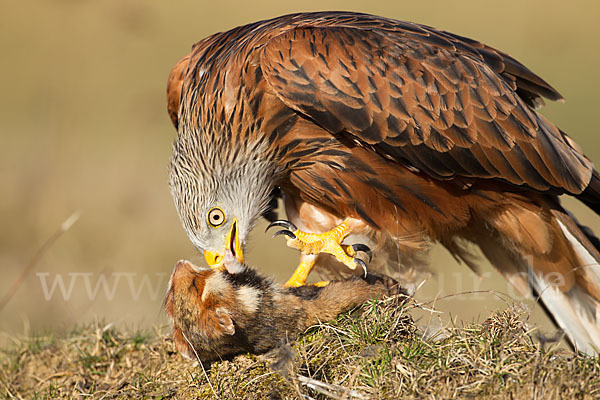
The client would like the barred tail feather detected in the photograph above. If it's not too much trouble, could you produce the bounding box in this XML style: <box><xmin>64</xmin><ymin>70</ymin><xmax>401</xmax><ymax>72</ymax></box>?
<box><xmin>522</xmin><ymin>212</ymin><xmax>600</xmax><ymax>355</ymax></box>
<box><xmin>538</xmin><ymin>218</ymin><xmax>600</xmax><ymax>355</ymax></box>
<box><xmin>456</xmin><ymin>201</ymin><xmax>600</xmax><ymax>355</ymax></box>
<box><xmin>528</xmin><ymin>270</ymin><xmax>600</xmax><ymax>355</ymax></box>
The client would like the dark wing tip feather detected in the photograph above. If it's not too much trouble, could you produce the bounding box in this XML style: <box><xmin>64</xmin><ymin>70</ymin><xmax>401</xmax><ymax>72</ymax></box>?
<box><xmin>578</xmin><ymin>170</ymin><xmax>600</xmax><ymax>215</ymax></box>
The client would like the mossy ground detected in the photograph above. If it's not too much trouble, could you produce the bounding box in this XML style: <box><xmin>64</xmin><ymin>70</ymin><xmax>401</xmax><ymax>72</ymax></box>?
<box><xmin>2</xmin><ymin>298</ymin><xmax>599</xmax><ymax>399</ymax></box>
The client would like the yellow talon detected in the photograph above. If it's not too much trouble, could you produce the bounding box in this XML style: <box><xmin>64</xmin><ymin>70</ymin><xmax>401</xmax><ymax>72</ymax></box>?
<box><xmin>284</xmin><ymin>258</ymin><xmax>316</xmax><ymax>287</ymax></box>
<box><xmin>284</xmin><ymin>258</ymin><xmax>330</xmax><ymax>288</ymax></box>
<box><xmin>344</xmin><ymin>244</ymin><xmax>357</xmax><ymax>257</ymax></box>
<box><xmin>287</xmin><ymin>219</ymin><xmax>362</xmax><ymax>270</ymax></box>
<box><xmin>270</xmin><ymin>218</ymin><xmax>370</xmax><ymax>286</ymax></box>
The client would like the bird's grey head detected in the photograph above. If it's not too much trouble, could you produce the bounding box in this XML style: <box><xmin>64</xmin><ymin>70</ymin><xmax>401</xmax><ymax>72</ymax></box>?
<box><xmin>168</xmin><ymin>131</ymin><xmax>276</xmax><ymax>268</ymax></box>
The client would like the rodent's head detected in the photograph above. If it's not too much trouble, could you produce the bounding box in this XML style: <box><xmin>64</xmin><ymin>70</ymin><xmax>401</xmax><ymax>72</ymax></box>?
<box><xmin>165</xmin><ymin>260</ymin><xmax>237</xmax><ymax>360</ymax></box>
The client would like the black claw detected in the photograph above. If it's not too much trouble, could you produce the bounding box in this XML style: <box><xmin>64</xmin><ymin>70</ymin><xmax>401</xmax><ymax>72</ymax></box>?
<box><xmin>273</xmin><ymin>229</ymin><xmax>296</xmax><ymax>240</ymax></box>
<box><xmin>351</xmin><ymin>244</ymin><xmax>372</xmax><ymax>262</ymax></box>
<box><xmin>354</xmin><ymin>258</ymin><xmax>368</xmax><ymax>278</ymax></box>
<box><xmin>266</xmin><ymin>220</ymin><xmax>297</xmax><ymax>232</ymax></box>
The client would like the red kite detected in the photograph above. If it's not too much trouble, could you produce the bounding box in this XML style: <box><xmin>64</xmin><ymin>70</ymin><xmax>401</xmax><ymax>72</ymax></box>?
<box><xmin>167</xmin><ymin>12</ymin><xmax>600</xmax><ymax>354</ymax></box>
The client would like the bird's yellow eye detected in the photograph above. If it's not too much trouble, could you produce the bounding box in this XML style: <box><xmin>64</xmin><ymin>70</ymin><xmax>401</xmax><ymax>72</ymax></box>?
<box><xmin>207</xmin><ymin>207</ymin><xmax>226</xmax><ymax>227</ymax></box>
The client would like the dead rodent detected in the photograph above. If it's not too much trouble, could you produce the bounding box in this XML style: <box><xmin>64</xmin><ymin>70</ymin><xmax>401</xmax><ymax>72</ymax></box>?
<box><xmin>164</xmin><ymin>260</ymin><xmax>402</xmax><ymax>362</ymax></box>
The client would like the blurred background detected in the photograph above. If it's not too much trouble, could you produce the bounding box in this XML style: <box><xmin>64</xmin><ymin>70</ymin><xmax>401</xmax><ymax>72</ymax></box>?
<box><xmin>1</xmin><ymin>0</ymin><xmax>599</xmax><ymax>343</ymax></box>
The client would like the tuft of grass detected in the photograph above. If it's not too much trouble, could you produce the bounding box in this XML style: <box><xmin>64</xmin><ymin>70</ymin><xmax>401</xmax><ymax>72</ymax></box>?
<box><xmin>1</xmin><ymin>299</ymin><xmax>599</xmax><ymax>399</ymax></box>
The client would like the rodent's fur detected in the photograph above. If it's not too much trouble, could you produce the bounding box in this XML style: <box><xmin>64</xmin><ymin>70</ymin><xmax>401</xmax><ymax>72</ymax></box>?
<box><xmin>164</xmin><ymin>260</ymin><xmax>399</xmax><ymax>361</ymax></box>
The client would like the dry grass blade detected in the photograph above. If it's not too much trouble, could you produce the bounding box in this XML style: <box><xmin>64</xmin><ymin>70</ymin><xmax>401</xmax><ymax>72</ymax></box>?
<box><xmin>181</xmin><ymin>330</ymin><xmax>218</xmax><ymax>398</ymax></box>
<box><xmin>297</xmin><ymin>374</ymin><xmax>367</xmax><ymax>399</ymax></box>
<box><xmin>0</xmin><ymin>211</ymin><xmax>81</xmax><ymax>312</ymax></box>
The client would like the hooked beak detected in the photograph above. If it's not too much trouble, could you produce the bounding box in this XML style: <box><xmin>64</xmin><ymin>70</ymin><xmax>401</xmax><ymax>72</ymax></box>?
<box><xmin>203</xmin><ymin>218</ymin><xmax>244</xmax><ymax>270</ymax></box>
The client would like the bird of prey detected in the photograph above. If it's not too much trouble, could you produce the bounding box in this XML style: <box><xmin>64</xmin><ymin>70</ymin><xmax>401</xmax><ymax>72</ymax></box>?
<box><xmin>166</xmin><ymin>12</ymin><xmax>600</xmax><ymax>354</ymax></box>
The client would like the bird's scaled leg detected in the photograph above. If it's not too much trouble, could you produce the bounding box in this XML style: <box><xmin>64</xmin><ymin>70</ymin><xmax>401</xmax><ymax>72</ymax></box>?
<box><xmin>283</xmin><ymin>254</ymin><xmax>329</xmax><ymax>287</ymax></box>
<box><xmin>268</xmin><ymin>218</ymin><xmax>370</xmax><ymax>285</ymax></box>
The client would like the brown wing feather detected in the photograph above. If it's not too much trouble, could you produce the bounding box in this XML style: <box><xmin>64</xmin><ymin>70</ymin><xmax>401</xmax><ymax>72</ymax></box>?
<box><xmin>167</xmin><ymin>54</ymin><xmax>191</xmax><ymax>130</ymax></box>
<box><xmin>259</xmin><ymin>24</ymin><xmax>592</xmax><ymax>193</ymax></box>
